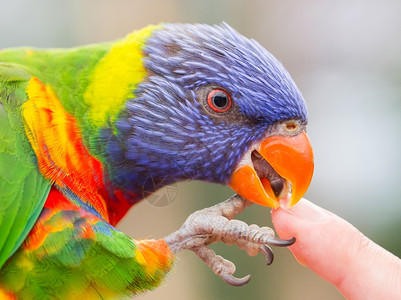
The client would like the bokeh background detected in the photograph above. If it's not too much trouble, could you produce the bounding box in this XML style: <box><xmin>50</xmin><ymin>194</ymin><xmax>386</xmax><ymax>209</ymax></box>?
<box><xmin>2</xmin><ymin>0</ymin><xmax>400</xmax><ymax>299</ymax></box>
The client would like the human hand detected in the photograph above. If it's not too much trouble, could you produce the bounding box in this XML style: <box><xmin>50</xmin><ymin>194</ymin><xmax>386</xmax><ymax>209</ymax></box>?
<box><xmin>272</xmin><ymin>199</ymin><xmax>401</xmax><ymax>300</ymax></box>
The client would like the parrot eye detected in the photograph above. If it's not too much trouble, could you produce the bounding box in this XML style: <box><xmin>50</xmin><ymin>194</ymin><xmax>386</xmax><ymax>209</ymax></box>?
<box><xmin>207</xmin><ymin>89</ymin><xmax>232</xmax><ymax>113</ymax></box>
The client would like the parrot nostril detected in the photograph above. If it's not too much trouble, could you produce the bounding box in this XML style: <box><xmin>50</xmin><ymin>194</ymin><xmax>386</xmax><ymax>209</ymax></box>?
<box><xmin>285</xmin><ymin>123</ymin><xmax>297</xmax><ymax>132</ymax></box>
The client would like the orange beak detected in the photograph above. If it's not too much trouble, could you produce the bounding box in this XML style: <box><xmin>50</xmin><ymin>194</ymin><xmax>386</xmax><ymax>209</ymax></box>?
<box><xmin>228</xmin><ymin>131</ymin><xmax>314</xmax><ymax>209</ymax></box>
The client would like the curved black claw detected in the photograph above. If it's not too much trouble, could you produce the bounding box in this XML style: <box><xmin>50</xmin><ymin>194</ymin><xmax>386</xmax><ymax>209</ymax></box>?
<box><xmin>221</xmin><ymin>273</ymin><xmax>251</xmax><ymax>287</ymax></box>
<box><xmin>265</xmin><ymin>236</ymin><xmax>296</xmax><ymax>247</ymax></box>
<box><xmin>261</xmin><ymin>245</ymin><xmax>274</xmax><ymax>265</ymax></box>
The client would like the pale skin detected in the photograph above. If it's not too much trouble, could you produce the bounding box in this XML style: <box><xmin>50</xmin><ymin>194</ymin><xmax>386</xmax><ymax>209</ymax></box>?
<box><xmin>272</xmin><ymin>199</ymin><xmax>401</xmax><ymax>300</ymax></box>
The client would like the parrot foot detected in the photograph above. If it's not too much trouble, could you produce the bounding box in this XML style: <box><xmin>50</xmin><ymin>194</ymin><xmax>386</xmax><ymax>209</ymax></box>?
<box><xmin>163</xmin><ymin>194</ymin><xmax>295</xmax><ymax>286</ymax></box>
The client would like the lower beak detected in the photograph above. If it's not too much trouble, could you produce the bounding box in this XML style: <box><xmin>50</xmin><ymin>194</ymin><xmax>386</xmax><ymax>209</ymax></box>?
<box><xmin>228</xmin><ymin>131</ymin><xmax>314</xmax><ymax>209</ymax></box>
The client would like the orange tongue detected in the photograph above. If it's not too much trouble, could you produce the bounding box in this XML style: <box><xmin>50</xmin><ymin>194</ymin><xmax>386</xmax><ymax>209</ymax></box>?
<box><xmin>229</xmin><ymin>132</ymin><xmax>314</xmax><ymax>208</ymax></box>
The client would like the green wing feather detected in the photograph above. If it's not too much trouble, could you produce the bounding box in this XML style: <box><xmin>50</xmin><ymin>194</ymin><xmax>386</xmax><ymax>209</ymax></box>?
<box><xmin>0</xmin><ymin>188</ymin><xmax>174</xmax><ymax>299</ymax></box>
<box><xmin>0</xmin><ymin>63</ymin><xmax>51</xmax><ymax>268</ymax></box>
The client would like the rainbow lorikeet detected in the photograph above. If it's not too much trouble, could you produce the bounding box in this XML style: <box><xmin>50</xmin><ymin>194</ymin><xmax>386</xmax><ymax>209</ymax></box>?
<box><xmin>0</xmin><ymin>23</ymin><xmax>313</xmax><ymax>299</ymax></box>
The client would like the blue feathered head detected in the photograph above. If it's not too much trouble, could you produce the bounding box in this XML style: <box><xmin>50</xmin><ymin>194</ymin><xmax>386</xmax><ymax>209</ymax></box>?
<box><xmin>105</xmin><ymin>23</ymin><xmax>313</xmax><ymax>208</ymax></box>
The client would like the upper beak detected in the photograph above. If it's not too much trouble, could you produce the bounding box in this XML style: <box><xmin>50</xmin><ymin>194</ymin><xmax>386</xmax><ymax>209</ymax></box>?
<box><xmin>228</xmin><ymin>131</ymin><xmax>314</xmax><ymax>209</ymax></box>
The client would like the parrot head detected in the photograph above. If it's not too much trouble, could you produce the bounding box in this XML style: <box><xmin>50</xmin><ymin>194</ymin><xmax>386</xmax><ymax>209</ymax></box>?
<box><xmin>103</xmin><ymin>23</ymin><xmax>313</xmax><ymax>209</ymax></box>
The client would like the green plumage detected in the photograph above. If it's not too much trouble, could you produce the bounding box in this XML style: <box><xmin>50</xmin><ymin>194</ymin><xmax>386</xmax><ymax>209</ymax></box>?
<box><xmin>0</xmin><ymin>203</ymin><xmax>165</xmax><ymax>299</ymax></box>
<box><xmin>0</xmin><ymin>27</ymin><xmax>175</xmax><ymax>299</ymax></box>
<box><xmin>0</xmin><ymin>63</ymin><xmax>50</xmax><ymax>268</ymax></box>
<box><xmin>0</xmin><ymin>45</ymin><xmax>110</xmax><ymax>143</ymax></box>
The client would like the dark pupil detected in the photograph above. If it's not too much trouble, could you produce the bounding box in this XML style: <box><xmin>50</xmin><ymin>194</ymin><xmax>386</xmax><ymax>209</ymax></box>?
<box><xmin>212</xmin><ymin>93</ymin><xmax>228</xmax><ymax>108</ymax></box>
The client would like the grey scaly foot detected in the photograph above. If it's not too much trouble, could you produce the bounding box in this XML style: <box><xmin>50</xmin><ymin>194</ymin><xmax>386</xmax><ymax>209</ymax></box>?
<box><xmin>163</xmin><ymin>194</ymin><xmax>295</xmax><ymax>286</ymax></box>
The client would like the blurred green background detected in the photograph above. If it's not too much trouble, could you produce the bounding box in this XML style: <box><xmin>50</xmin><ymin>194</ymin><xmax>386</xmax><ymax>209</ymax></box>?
<box><xmin>2</xmin><ymin>0</ymin><xmax>400</xmax><ymax>299</ymax></box>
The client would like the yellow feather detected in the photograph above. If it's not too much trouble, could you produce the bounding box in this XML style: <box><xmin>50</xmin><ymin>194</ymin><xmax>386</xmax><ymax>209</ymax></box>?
<box><xmin>84</xmin><ymin>24</ymin><xmax>162</xmax><ymax>128</ymax></box>
<box><xmin>0</xmin><ymin>288</ymin><xmax>15</xmax><ymax>300</ymax></box>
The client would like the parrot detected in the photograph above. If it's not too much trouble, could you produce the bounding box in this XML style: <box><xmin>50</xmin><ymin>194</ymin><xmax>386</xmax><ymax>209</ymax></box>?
<box><xmin>0</xmin><ymin>23</ymin><xmax>314</xmax><ymax>299</ymax></box>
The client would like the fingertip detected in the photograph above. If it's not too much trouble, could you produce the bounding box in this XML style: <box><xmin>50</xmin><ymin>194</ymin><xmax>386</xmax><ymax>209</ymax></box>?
<box><xmin>271</xmin><ymin>199</ymin><xmax>330</xmax><ymax>266</ymax></box>
<box><xmin>272</xmin><ymin>199</ymin><xmax>353</xmax><ymax>278</ymax></box>
<box><xmin>271</xmin><ymin>198</ymin><xmax>330</xmax><ymax>239</ymax></box>
<box><xmin>271</xmin><ymin>199</ymin><xmax>401</xmax><ymax>299</ymax></box>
